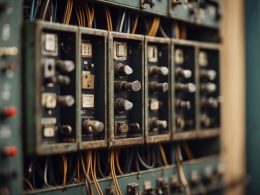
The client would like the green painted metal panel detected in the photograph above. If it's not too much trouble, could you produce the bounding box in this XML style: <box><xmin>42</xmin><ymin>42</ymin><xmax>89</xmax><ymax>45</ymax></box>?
<box><xmin>0</xmin><ymin>0</ymin><xmax>23</xmax><ymax>194</ymax></box>
<box><xmin>246</xmin><ymin>0</ymin><xmax>260</xmax><ymax>194</ymax></box>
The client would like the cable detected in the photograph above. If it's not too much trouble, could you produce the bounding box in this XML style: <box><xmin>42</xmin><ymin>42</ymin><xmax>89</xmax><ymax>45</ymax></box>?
<box><xmin>23</xmin><ymin>177</ymin><xmax>34</xmax><ymax>190</ymax></box>
<box><xmin>110</xmin><ymin>150</ymin><xmax>122</xmax><ymax>195</ymax></box>
<box><xmin>97</xmin><ymin>152</ymin><xmax>106</xmax><ymax>178</ymax></box>
<box><xmin>115</xmin><ymin>149</ymin><xmax>124</xmax><ymax>175</ymax></box>
<box><xmin>159</xmin><ymin>144</ymin><xmax>169</xmax><ymax>166</ymax></box>
<box><xmin>131</xmin><ymin>15</ymin><xmax>139</xmax><ymax>34</ymax></box>
<box><xmin>175</xmin><ymin>145</ymin><xmax>191</xmax><ymax>195</ymax></box>
<box><xmin>183</xmin><ymin>142</ymin><xmax>193</xmax><ymax>160</ymax></box>
<box><xmin>137</xmin><ymin>149</ymin><xmax>155</xmax><ymax>169</ymax></box>
<box><xmin>159</xmin><ymin>25</ymin><xmax>168</xmax><ymax>38</ymax></box>
<box><xmin>61</xmin><ymin>154</ymin><xmax>68</xmax><ymax>188</ymax></box>
<box><xmin>90</xmin><ymin>151</ymin><xmax>103</xmax><ymax>195</ymax></box>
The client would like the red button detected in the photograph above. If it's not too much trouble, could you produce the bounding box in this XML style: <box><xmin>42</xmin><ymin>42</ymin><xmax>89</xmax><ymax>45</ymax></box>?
<box><xmin>2</xmin><ymin>146</ymin><xmax>18</xmax><ymax>157</ymax></box>
<box><xmin>2</xmin><ymin>107</ymin><xmax>16</xmax><ymax>117</ymax></box>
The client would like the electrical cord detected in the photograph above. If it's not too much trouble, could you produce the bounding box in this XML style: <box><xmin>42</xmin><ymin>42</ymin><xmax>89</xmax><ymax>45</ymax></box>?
<box><xmin>115</xmin><ymin>149</ymin><xmax>124</xmax><ymax>175</ymax></box>
<box><xmin>131</xmin><ymin>15</ymin><xmax>139</xmax><ymax>34</ymax></box>
<box><xmin>175</xmin><ymin>145</ymin><xmax>191</xmax><ymax>195</ymax></box>
<box><xmin>137</xmin><ymin>149</ymin><xmax>155</xmax><ymax>169</ymax></box>
<box><xmin>159</xmin><ymin>144</ymin><xmax>169</xmax><ymax>166</ymax></box>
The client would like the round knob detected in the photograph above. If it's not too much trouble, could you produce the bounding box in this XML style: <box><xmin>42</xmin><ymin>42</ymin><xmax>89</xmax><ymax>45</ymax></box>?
<box><xmin>176</xmin><ymin>117</ymin><xmax>185</xmax><ymax>129</ymax></box>
<box><xmin>201</xmin><ymin>97</ymin><xmax>219</xmax><ymax>108</ymax></box>
<box><xmin>82</xmin><ymin>120</ymin><xmax>104</xmax><ymax>133</ymax></box>
<box><xmin>200</xmin><ymin>114</ymin><xmax>211</xmax><ymax>127</ymax></box>
<box><xmin>117</xmin><ymin>122</ymin><xmax>129</xmax><ymax>133</ymax></box>
<box><xmin>150</xmin><ymin>118</ymin><xmax>167</xmax><ymax>129</ymax></box>
<box><xmin>149</xmin><ymin>66</ymin><xmax>169</xmax><ymax>76</ymax></box>
<box><xmin>56</xmin><ymin>75</ymin><xmax>71</xmax><ymax>85</ymax></box>
<box><xmin>115</xmin><ymin>98</ymin><xmax>133</xmax><ymax>112</ymax></box>
<box><xmin>201</xmin><ymin>83</ymin><xmax>217</xmax><ymax>93</ymax></box>
<box><xmin>1</xmin><ymin>107</ymin><xmax>16</xmax><ymax>118</ymax></box>
<box><xmin>129</xmin><ymin>123</ymin><xmax>141</xmax><ymax>132</ymax></box>
<box><xmin>176</xmin><ymin>99</ymin><xmax>191</xmax><ymax>110</ymax></box>
<box><xmin>57</xmin><ymin>95</ymin><xmax>75</xmax><ymax>107</ymax></box>
<box><xmin>149</xmin><ymin>82</ymin><xmax>168</xmax><ymax>92</ymax></box>
<box><xmin>59</xmin><ymin>125</ymin><xmax>72</xmax><ymax>135</ymax></box>
<box><xmin>175</xmin><ymin>68</ymin><xmax>192</xmax><ymax>79</ymax></box>
<box><xmin>56</xmin><ymin>60</ymin><xmax>75</xmax><ymax>72</ymax></box>
<box><xmin>175</xmin><ymin>83</ymin><xmax>196</xmax><ymax>93</ymax></box>
<box><xmin>200</xmin><ymin>69</ymin><xmax>216</xmax><ymax>81</ymax></box>
<box><xmin>114</xmin><ymin>80</ymin><xmax>141</xmax><ymax>92</ymax></box>
<box><xmin>115</xmin><ymin>63</ymin><xmax>133</xmax><ymax>76</ymax></box>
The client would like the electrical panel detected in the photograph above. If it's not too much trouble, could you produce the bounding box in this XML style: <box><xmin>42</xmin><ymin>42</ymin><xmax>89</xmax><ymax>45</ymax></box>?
<box><xmin>145</xmin><ymin>37</ymin><xmax>171</xmax><ymax>143</ymax></box>
<box><xmin>79</xmin><ymin>28</ymin><xmax>108</xmax><ymax>149</ymax></box>
<box><xmin>174</xmin><ymin>42</ymin><xmax>196</xmax><ymax>133</ymax></box>
<box><xmin>24</xmin><ymin>22</ymin><xmax>78</xmax><ymax>154</ymax></box>
<box><xmin>108</xmin><ymin>32</ymin><xmax>144</xmax><ymax>147</ymax></box>
<box><xmin>1</xmin><ymin>0</ymin><xmax>224</xmax><ymax>194</ymax></box>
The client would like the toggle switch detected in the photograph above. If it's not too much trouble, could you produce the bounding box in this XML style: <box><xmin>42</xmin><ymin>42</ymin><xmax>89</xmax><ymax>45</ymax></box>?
<box><xmin>115</xmin><ymin>98</ymin><xmax>133</xmax><ymax>112</ymax></box>
<box><xmin>56</xmin><ymin>60</ymin><xmax>75</xmax><ymax>72</ymax></box>
<box><xmin>57</xmin><ymin>95</ymin><xmax>75</xmax><ymax>107</ymax></box>
<box><xmin>149</xmin><ymin>82</ymin><xmax>168</xmax><ymax>92</ymax></box>
<box><xmin>175</xmin><ymin>68</ymin><xmax>192</xmax><ymax>79</ymax></box>
<box><xmin>200</xmin><ymin>83</ymin><xmax>217</xmax><ymax>93</ymax></box>
<box><xmin>200</xmin><ymin>69</ymin><xmax>217</xmax><ymax>81</ymax></box>
<box><xmin>149</xmin><ymin>66</ymin><xmax>169</xmax><ymax>76</ymax></box>
<box><xmin>175</xmin><ymin>83</ymin><xmax>196</xmax><ymax>93</ymax></box>
<box><xmin>150</xmin><ymin>118</ymin><xmax>167</xmax><ymax>129</ymax></box>
<box><xmin>115</xmin><ymin>63</ymin><xmax>133</xmax><ymax>76</ymax></box>
<box><xmin>114</xmin><ymin>80</ymin><xmax>141</xmax><ymax>92</ymax></box>
<box><xmin>82</xmin><ymin>120</ymin><xmax>104</xmax><ymax>133</ymax></box>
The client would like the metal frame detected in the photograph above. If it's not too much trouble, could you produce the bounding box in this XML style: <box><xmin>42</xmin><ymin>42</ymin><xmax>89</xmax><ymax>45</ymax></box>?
<box><xmin>78</xmin><ymin>27</ymin><xmax>108</xmax><ymax>149</ymax></box>
<box><xmin>144</xmin><ymin>36</ymin><xmax>172</xmax><ymax>143</ymax></box>
<box><xmin>24</xmin><ymin>21</ymin><xmax>78</xmax><ymax>155</ymax></box>
<box><xmin>108</xmin><ymin>32</ymin><xmax>145</xmax><ymax>147</ymax></box>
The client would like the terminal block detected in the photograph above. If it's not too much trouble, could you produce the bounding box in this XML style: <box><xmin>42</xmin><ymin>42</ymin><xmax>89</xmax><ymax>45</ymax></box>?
<box><xmin>108</xmin><ymin>32</ymin><xmax>144</xmax><ymax>147</ymax></box>
<box><xmin>198</xmin><ymin>45</ymin><xmax>221</xmax><ymax>130</ymax></box>
<box><xmin>173</xmin><ymin>41</ymin><xmax>196</xmax><ymax>132</ymax></box>
<box><xmin>24</xmin><ymin>22</ymin><xmax>78</xmax><ymax>154</ymax></box>
<box><xmin>145</xmin><ymin>37</ymin><xmax>171</xmax><ymax>143</ymax></box>
<box><xmin>79</xmin><ymin>28</ymin><xmax>107</xmax><ymax>149</ymax></box>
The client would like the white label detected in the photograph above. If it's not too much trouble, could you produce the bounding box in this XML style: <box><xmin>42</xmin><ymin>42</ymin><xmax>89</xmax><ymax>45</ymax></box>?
<box><xmin>82</xmin><ymin>42</ymin><xmax>92</xmax><ymax>57</ymax></box>
<box><xmin>114</xmin><ymin>42</ymin><xmax>127</xmax><ymax>60</ymax></box>
<box><xmin>43</xmin><ymin>126</ymin><xmax>55</xmax><ymax>137</ymax></box>
<box><xmin>44</xmin><ymin>33</ymin><xmax>57</xmax><ymax>52</ymax></box>
<box><xmin>150</xmin><ymin>99</ymin><xmax>160</xmax><ymax>110</ymax></box>
<box><xmin>199</xmin><ymin>51</ymin><xmax>208</xmax><ymax>66</ymax></box>
<box><xmin>148</xmin><ymin>46</ymin><xmax>158</xmax><ymax>63</ymax></box>
<box><xmin>175</xmin><ymin>49</ymin><xmax>184</xmax><ymax>64</ymax></box>
<box><xmin>82</xmin><ymin>94</ymin><xmax>94</xmax><ymax>108</ymax></box>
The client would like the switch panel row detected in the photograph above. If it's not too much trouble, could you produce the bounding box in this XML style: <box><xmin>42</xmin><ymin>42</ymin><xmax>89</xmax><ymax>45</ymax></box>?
<box><xmin>23</xmin><ymin>21</ymin><xmax>221</xmax><ymax>154</ymax></box>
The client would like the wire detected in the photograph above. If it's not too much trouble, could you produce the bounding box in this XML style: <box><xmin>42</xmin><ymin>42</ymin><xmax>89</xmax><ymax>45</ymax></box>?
<box><xmin>105</xmin><ymin>8</ymin><xmax>113</xmax><ymax>31</ymax></box>
<box><xmin>97</xmin><ymin>153</ymin><xmax>106</xmax><ymax>178</ymax></box>
<box><xmin>148</xmin><ymin>17</ymin><xmax>160</xmax><ymax>36</ymax></box>
<box><xmin>159</xmin><ymin>25</ymin><xmax>168</xmax><ymax>38</ymax></box>
<box><xmin>110</xmin><ymin>150</ymin><xmax>122</xmax><ymax>195</ymax></box>
<box><xmin>131</xmin><ymin>15</ymin><xmax>139</xmax><ymax>34</ymax></box>
<box><xmin>115</xmin><ymin>149</ymin><xmax>124</xmax><ymax>175</ymax></box>
<box><xmin>175</xmin><ymin>145</ymin><xmax>191</xmax><ymax>195</ymax></box>
<box><xmin>183</xmin><ymin>142</ymin><xmax>193</xmax><ymax>160</ymax></box>
<box><xmin>41</xmin><ymin>0</ymin><xmax>50</xmax><ymax>20</ymax></box>
<box><xmin>90</xmin><ymin>151</ymin><xmax>103</xmax><ymax>195</ymax></box>
<box><xmin>137</xmin><ymin>149</ymin><xmax>155</xmax><ymax>169</ymax></box>
<box><xmin>61</xmin><ymin>154</ymin><xmax>68</xmax><ymax>187</ymax></box>
<box><xmin>159</xmin><ymin>144</ymin><xmax>169</xmax><ymax>166</ymax></box>
<box><xmin>23</xmin><ymin>177</ymin><xmax>34</xmax><ymax>190</ymax></box>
